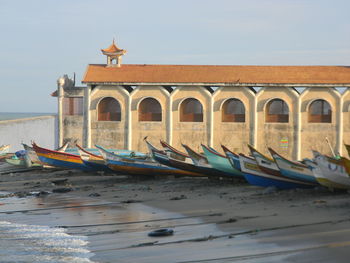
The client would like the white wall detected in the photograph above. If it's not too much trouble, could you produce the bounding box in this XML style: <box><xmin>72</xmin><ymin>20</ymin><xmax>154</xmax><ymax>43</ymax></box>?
<box><xmin>0</xmin><ymin>115</ymin><xmax>58</xmax><ymax>152</ymax></box>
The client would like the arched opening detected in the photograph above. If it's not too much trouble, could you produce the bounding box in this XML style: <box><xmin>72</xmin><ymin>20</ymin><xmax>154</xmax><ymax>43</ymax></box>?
<box><xmin>98</xmin><ymin>97</ymin><xmax>121</xmax><ymax>121</ymax></box>
<box><xmin>266</xmin><ymin>99</ymin><xmax>289</xmax><ymax>123</ymax></box>
<box><xmin>308</xmin><ymin>99</ymin><xmax>332</xmax><ymax>123</ymax></box>
<box><xmin>138</xmin><ymin>98</ymin><xmax>162</xmax><ymax>121</ymax></box>
<box><xmin>222</xmin><ymin>98</ymin><xmax>245</xmax><ymax>122</ymax></box>
<box><xmin>180</xmin><ymin>98</ymin><xmax>203</xmax><ymax>122</ymax></box>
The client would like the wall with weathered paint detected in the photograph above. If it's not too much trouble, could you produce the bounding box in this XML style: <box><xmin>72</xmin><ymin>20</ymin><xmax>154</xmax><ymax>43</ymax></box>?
<box><xmin>61</xmin><ymin>85</ymin><xmax>350</xmax><ymax>160</ymax></box>
<box><xmin>90</xmin><ymin>85</ymin><xmax>129</xmax><ymax>149</ymax></box>
<box><xmin>0</xmin><ymin>115</ymin><xmax>57</xmax><ymax>151</ymax></box>
<box><xmin>130</xmin><ymin>86</ymin><xmax>168</xmax><ymax>152</ymax></box>
<box><xmin>212</xmin><ymin>87</ymin><xmax>254</xmax><ymax>154</ymax></box>
<box><xmin>63</xmin><ymin>116</ymin><xmax>83</xmax><ymax>146</ymax></box>
<box><xmin>171</xmin><ymin>86</ymin><xmax>211</xmax><ymax>150</ymax></box>
<box><xmin>300</xmin><ymin>88</ymin><xmax>339</xmax><ymax>158</ymax></box>
<box><xmin>256</xmin><ymin>87</ymin><xmax>298</xmax><ymax>158</ymax></box>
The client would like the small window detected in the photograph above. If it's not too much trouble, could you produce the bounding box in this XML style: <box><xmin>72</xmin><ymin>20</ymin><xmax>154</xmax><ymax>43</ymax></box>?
<box><xmin>266</xmin><ymin>99</ymin><xmax>289</xmax><ymax>123</ymax></box>
<box><xmin>63</xmin><ymin>97</ymin><xmax>83</xmax><ymax>116</ymax></box>
<box><xmin>308</xmin><ymin>99</ymin><xmax>332</xmax><ymax>123</ymax></box>
<box><xmin>98</xmin><ymin>97</ymin><xmax>121</xmax><ymax>121</ymax></box>
<box><xmin>180</xmin><ymin>98</ymin><xmax>203</xmax><ymax>122</ymax></box>
<box><xmin>222</xmin><ymin>98</ymin><xmax>245</xmax><ymax>122</ymax></box>
<box><xmin>139</xmin><ymin>98</ymin><xmax>162</xmax><ymax>122</ymax></box>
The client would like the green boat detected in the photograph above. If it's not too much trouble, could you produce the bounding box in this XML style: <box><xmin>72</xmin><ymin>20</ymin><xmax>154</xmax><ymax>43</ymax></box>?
<box><xmin>201</xmin><ymin>144</ymin><xmax>243</xmax><ymax>178</ymax></box>
<box><xmin>5</xmin><ymin>157</ymin><xmax>26</xmax><ymax>166</ymax></box>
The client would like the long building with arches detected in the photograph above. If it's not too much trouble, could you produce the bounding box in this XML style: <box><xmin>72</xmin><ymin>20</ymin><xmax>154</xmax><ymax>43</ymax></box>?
<box><xmin>55</xmin><ymin>41</ymin><xmax>350</xmax><ymax>160</ymax></box>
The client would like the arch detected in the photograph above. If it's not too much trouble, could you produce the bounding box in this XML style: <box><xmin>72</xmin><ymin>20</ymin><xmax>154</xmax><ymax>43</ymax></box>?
<box><xmin>265</xmin><ymin>98</ymin><xmax>289</xmax><ymax>123</ymax></box>
<box><xmin>97</xmin><ymin>97</ymin><xmax>121</xmax><ymax>121</ymax></box>
<box><xmin>180</xmin><ymin>98</ymin><xmax>203</xmax><ymax>122</ymax></box>
<box><xmin>221</xmin><ymin>98</ymin><xmax>245</xmax><ymax>122</ymax></box>
<box><xmin>308</xmin><ymin>99</ymin><xmax>332</xmax><ymax>123</ymax></box>
<box><xmin>138</xmin><ymin>97</ymin><xmax>162</xmax><ymax>122</ymax></box>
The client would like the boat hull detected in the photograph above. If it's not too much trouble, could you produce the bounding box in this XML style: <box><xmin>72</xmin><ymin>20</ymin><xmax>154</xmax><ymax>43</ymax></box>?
<box><xmin>202</xmin><ymin>145</ymin><xmax>243</xmax><ymax>177</ymax></box>
<box><xmin>152</xmin><ymin>149</ymin><xmax>226</xmax><ymax>177</ymax></box>
<box><xmin>239</xmin><ymin>154</ymin><xmax>314</xmax><ymax>189</ymax></box>
<box><xmin>33</xmin><ymin>143</ymin><xmax>94</xmax><ymax>171</ymax></box>
<box><xmin>269</xmin><ymin>148</ymin><xmax>318</xmax><ymax>184</ymax></box>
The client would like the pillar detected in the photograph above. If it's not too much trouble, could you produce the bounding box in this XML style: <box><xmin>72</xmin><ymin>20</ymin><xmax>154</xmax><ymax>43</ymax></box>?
<box><xmin>57</xmin><ymin>83</ymin><xmax>64</xmax><ymax>147</ymax></box>
<box><xmin>83</xmin><ymin>85</ymin><xmax>91</xmax><ymax>148</ymax></box>
<box><xmin>127</xmin><ymin>94</ymin><xmax>132</xmax><ymax>150</ymax></box>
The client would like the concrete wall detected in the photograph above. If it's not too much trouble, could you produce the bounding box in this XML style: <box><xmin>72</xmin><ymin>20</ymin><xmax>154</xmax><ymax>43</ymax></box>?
<box><xmin>171</xmin><ymin>86</ymin><xmax>211</xmax><ymax>150</ymax></box>
<box><xmin>63</xmin><ymin>115</ymin><xmax>84</xmax><ymax>146</ymax></box>
<box><xmin>131</xmin><ymin>86</ymin><xmax>168</xmax><ymax>152</ymax></box>
<box><xmin>300</xmin><ymin>88</ymin><xmax>339</xmax><ymax>158</ymax></box>
<box><xmin>0</xmin><ymin>115</ymin><xmax>57</xmax><ymax>152</ymax></box>
<box><xmin>61</xmin><ymin>85</ymin><xmax>350</xmax><ymax>160</ymax></box>
<box><xmin>213</xmin><ymin>87</ymin><xmax>254</xmax><ymax>154</ymax></box>
<box><xmin>90</xmin><ymin>85</ymin><xmax>128</xmax><ymax>149</ymax></box>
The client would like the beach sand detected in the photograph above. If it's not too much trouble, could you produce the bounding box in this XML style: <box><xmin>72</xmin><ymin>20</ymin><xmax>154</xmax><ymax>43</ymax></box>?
<box><xmin>1</xmin><ymin>168</ymin><xmax>350</xmax><ymax>262</ymax></box>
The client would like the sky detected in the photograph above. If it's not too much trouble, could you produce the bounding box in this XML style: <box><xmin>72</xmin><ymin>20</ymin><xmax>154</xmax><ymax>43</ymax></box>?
<box><xmin>0</xmin><ymin>0</ymin><xmax>349</xmax><ymax>113</ymax></box>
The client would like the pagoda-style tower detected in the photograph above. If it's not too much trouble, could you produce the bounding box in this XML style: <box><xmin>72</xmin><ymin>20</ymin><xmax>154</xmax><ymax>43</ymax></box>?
<box><xmin>101</xmin><ymin>40</ymin><xmax>127</xmax><ymax>67</ymax></box>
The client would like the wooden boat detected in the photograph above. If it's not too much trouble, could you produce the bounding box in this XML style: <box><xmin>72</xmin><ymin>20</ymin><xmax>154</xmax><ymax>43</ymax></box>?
<box><xmin>268</xmin><ymin>148</ymin><xmax>317</xmax><ymax>184</ymax></box>
<box><xmin>5</xmin><ymin>156</ymin><xmax>26</xmax><ymax>166</ymax></box>
<box><xmin>96</xmin><ymin>144</ymin><xmax>200</xmax><ymax>176</ymax></box>
<box><xmin>149</xmin><ymin>140</ymin><xmax>228</xmax><ymax>177</ymax></box>
<box><xmin>221</xmin><ymin>145</ymin><xmax>244</xmax><ymax>171</ymax></box>
<box><xmin>0</xmin><ymin>144</ymin><xmax>10</xmax><ymax>155</ymax></box>
<box><xmin>247</xmin><ymin>145</ymin><xmax>281</xmax><ymax>176</ymax></box>
<box><xmin>160</xmin><ymin>140</ymin><xmax>190</xmax><ymax>161</ymax></box>
<box><xmin>312</xmin><ymin>151</ymin><xmax>350</xmax><ymax>190</ymax></box>
<box><xmin>76</xmin><ymin>144</ymin><xmax>114</xmax><ymax>172</ymax></box>
<box><xmin>22</xmin><ymin>141</ymin><xmax>70</xmax><ymax>167</ymax></box>
<box><xmin>238</xmin><ymin>154</ymin><xmax>315</xmax><ymax>189</ymax></box>
<box><xmin>201</xmin><ymin>144</ymin><xmax>243</xmax><ymax>177</ymax></box>
<box><xmin>181</xmin><ymin>144</ymin><xmax>235</xmax><ymax>178</ymax></box>
<box><xmin>32</xmin><ymin>142</ymin><xmax>94</xmax><ymax>171</ymax></box>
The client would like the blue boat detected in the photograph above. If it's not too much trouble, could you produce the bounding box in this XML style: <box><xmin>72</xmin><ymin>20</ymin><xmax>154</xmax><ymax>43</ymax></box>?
<box><xmin>76</xmin><ymin>144</ymin><xmax>114</xmax><ymax>173</ymax></box>
<box><xmin>238</xmin><ymin>154</ymin><xmax>315</xmax><ymax>189</ymax></box>
<box><xmin>32</xmin><ymin>143</ymin><xmax>95</xmax><ymax>171</ymax></box>
<box><xmin>96</xmin><ymin>145</ymin><xmax>200</xmax><ymax>177</ymax></box>
<box><xmin>150</xmin><ymin>140</ymin><xmax>230</xmax><ymax>178</ymax></box>
<box><xmin>201</xmin><ymin>144</ymin><xmax>243</xmax><ymax>177</ymax></box>
<box><xmin>268</xmin><ymin>148</ymin><xmax>318</xmax><ymax>184</ymax></box>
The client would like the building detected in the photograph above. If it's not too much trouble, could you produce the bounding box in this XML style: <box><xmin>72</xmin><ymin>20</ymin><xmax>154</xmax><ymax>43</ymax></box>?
<box><xmin>54</xmin><ymin>41</ymin><xmax>350</xmax><ymax>160</ymax></box>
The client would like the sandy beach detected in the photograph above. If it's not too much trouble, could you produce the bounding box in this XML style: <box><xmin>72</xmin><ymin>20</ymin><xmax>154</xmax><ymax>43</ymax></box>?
<box><xmin>1</xmin><ymin>168</ymin><xmax>350</xmax><ymax>262</ymax></box>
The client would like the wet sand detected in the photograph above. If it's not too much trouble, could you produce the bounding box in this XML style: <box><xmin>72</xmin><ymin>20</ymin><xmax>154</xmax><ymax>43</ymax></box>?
<box><xmin>1</xmin><ymin>169</ymin><xmax>350</xmax><ymax>262</ymax></box>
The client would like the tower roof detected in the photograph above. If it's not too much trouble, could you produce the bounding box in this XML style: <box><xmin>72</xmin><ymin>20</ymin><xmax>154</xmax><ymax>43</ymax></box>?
<box><xmin>101</xmin><ymin>40</ymin><xmax>126</xmax><ymax>55</ymax></box>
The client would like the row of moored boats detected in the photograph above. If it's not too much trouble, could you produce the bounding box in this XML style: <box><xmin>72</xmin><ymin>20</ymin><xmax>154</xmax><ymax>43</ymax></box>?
<box><xmin>1</xmin><ymin>141</ymin><xmax>350</xmax><ymax>191</ymax></box>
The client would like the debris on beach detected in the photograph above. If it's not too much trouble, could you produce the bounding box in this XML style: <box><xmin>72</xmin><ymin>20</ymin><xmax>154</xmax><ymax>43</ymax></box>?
<box><xmin>170</xmin><ymin>194</ymin><xmax>187</xmax><ymax>200</ymax></box>
<box><xmin>52</xmin><ymin>187</ymin><xmax>73</xmax><ymax>193</ymax></box>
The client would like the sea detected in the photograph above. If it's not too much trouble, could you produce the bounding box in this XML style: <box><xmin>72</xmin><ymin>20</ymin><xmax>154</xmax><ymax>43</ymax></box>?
<box><xmin>0</xmin><ymin>112</ymin><xmax>54</xmax><ymax>121</ymax></box>
<box><xmin>0</xmin><ymin>220</ymin><xmax>94</xmax><ymax>262</ymax></box>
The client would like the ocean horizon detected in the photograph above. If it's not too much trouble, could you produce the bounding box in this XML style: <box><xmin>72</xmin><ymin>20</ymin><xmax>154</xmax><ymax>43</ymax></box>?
<box><xmin>0</xmin><ymin>112</ymin><xmax>55</xmax><ymax>121</ymax></box>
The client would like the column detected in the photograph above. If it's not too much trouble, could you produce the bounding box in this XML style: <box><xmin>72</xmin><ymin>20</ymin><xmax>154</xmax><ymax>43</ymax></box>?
<box><xmin>83</xmin><ymin>85</ymin><xmax>91</xmax><ymax>148</ymax></box>
<box><xmin>209</xmin><ymin>95</ymin><xmax>214</xmax><ymax>147</ymax></box>
<box><xmin>167</xmin><ymin>96</ymin><xmax>173</xmax><ymax>145</ymax></box>
<box><xmin>295</xmin><ymin>95</ymin><xmax>302</xmax><ymax>160</ymax></box>
<box><xmin>57</xmin><ymin>84</ymin><xmax>64</xmax><ymax>147</ymax></box>
<box><xmin>127</xmin><ymin>94</ymin><xmax>132</xmax><ymax>150</ymax></box>
<box><xmin>337</xmin><ymin>94</ymin><xmax>345</xmax><ymax>156</ymax></box>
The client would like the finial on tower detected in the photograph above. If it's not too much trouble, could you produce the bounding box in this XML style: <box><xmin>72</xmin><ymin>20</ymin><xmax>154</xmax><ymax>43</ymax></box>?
<box><xmin>101</xmin><ymin>40</ymin><xmax>127</xmax><ymax>67</ymax></box>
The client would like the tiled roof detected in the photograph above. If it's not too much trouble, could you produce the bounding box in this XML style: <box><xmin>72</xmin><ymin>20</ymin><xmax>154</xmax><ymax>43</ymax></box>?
<box><xmin>101</xmin><ymin>42</ymin><xmax>126</xmax><ymax>54</ymax></box>
<box><xmin>82</xmin><ymin>64</ymin><xmax>350</xmax><ymax>85</ymax></box>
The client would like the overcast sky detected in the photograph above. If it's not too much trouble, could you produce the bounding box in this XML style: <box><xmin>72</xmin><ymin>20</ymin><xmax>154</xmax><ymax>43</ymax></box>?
<box><xmin>0</xmin><ymin>0</ymin><xmax>349</xmax><ymax>113</ymax></box>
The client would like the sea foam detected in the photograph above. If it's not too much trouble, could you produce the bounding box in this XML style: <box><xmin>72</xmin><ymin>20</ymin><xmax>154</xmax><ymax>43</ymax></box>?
<box><xmin>0</xmin><ymin>221</ymin><xmax>95</xmax><ymax>262</ymax></box>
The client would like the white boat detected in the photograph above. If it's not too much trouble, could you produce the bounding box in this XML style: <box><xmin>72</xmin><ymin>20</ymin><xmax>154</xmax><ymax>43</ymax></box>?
<box><xmin>312</xmin><ymin>151</ymin><xmax>350</xmax><ymax>190</ymax></box>
<box><xmin>0</xmin><ymin>144</ymin><xmax>10</xmax><ymax>155</ymax></box>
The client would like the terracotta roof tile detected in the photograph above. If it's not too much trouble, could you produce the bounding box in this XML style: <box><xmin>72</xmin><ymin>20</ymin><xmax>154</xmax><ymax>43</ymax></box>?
<box><xmin>101</xmin><ymin>41</ymin><xmax>126</xmax><ymax>54</ymax></box>
<box><xmin>82</xmin><ymin>64</ymin><xmax>350</xmax><ymax>85</ymax></box>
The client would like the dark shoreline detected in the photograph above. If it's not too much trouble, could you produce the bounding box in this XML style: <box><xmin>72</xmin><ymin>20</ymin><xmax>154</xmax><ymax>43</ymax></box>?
<box><xmin>1</xmin><ymin>169</ymin><xmax>350</xmax><ymax>262</ymax></box>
